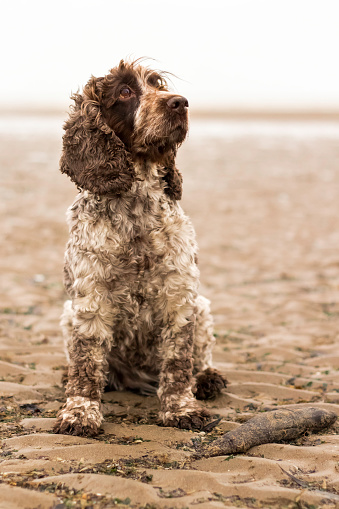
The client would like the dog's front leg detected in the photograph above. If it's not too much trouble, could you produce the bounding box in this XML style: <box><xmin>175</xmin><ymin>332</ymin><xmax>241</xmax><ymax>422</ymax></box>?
<box><xmin>158</xmin><ymin>315</ymin><xmax>210</xmax><ymax>430</ymax></box>
<box><xmin>54</xmin><ymin>265</ymin><xmax>115</xmax><ymax>436</ymax></box>
<box><xmin>53</xmin><ymin>334</ymin><xmax>108</xmax><ymax>436</ymax></box>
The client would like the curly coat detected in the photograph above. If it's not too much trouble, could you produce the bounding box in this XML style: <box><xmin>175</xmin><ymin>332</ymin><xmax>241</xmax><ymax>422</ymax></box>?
<box><xmin>54</xmin><ymin>60</ymin><xmax>227</xmax><ymax>436</ymax></box>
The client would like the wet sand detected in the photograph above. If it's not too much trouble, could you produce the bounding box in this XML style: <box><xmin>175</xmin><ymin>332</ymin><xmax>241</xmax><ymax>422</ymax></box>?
<box><xmin>1</xmin><ymin>114</ymin><xmax>339</xmax><ymax>508</ymax></box>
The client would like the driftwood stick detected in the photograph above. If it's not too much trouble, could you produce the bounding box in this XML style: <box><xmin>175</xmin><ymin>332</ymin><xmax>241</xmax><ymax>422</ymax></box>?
<box><xmin>196</xmin><ymin>407</ymin><xmax>337</xmax><ymax>458</ymax></box>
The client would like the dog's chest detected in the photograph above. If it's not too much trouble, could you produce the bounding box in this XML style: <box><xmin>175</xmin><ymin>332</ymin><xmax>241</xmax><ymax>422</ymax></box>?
<box><xmin>68</xmin><ymin>178</ymin><xmax>199</xmax><ymax>312</ymax></box>
<box><xmin>107</xmin><ymin>182</ymin><xmax>197</xmax><ymax>274</ymax></box>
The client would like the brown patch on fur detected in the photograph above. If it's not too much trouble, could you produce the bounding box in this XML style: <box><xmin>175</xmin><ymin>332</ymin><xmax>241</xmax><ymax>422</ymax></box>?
<box><xmin>60</xmin><ymin>86</ymin><xmax>135</xmax><ymax>196</ymax></box>
<box><xmin>159</xmin><ymin>319</ymin><xmax>195</xmax><ymax>400</ymax></box>
<box><xmin>65</xmin><ymin>334</ymin><xmax>108</xmax><ymax>401</ymax></box>
<box><xmin>162</xmin><ymin>166</ymin><xmax>183</xmax><ymax>200</ymax></box>
<box><xmin>194</xmin><ymin>368</ymin><xmax>228</xmax><ymax>400</ymax></box>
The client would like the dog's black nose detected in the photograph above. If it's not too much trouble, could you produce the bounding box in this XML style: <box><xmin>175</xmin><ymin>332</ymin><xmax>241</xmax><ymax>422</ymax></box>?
<box><xmin>167</xmin><ymin>96</ymin><xmax>189</xmax><ymax>114</ymax></box>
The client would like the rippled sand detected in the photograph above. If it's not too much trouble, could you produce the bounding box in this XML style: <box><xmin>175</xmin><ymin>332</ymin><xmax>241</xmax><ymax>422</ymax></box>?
<box><xmin>1</xmin><ymin>114</ymin><xmax>339</xmax><ymax>508</ymax></box>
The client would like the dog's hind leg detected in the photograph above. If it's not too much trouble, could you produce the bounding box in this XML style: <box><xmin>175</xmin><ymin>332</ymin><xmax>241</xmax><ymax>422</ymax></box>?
<box><xmin>192</xmin><ymin>295</ymin><xmax>228</xmax><ymax>400</ymax></box>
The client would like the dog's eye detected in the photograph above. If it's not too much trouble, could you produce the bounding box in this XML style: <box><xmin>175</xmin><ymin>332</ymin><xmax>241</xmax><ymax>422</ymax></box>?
<box><xmin>147</xmin><ymin>74</ymin><xmax>166</xmax><ymax>90</ymax></box>
<box><xmin>155</xmin><ymin>78</ymin><xmax>166</xmax><ymax>90</ymax></box>
<box><xmin>120</xmin><ymin>87</ymin><xmax>132</xmax><ymax>99</ymax></box>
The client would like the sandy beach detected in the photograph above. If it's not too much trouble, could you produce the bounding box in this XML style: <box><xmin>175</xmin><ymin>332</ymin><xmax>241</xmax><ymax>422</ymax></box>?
<box><xmin>1</xmin><ymin>113</ymin><xmax>339</xmax><ymax>508</ymax></box>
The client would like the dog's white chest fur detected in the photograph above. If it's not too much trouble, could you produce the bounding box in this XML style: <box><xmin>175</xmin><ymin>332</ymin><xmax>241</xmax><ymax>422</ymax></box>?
<box><xmin>65</xmin><ymin>164</ymin><xmax>200</xmax><ymax>335</ymax></box>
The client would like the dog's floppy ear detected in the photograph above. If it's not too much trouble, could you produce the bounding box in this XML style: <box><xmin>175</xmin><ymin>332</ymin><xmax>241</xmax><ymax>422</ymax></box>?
<box><xmin>163</xmin><ymin>166</ymin><xmax>183</xmax><ymax>200</ymax></box>
<box><xmin>160</xmin><ymin>151</ymin><xmax>183</xmax><ymax>200</ymax></box>
<box><xmin>60</xmin><ymin>78</ymin><xmax>135</xmax><ymax>195</ymax></box>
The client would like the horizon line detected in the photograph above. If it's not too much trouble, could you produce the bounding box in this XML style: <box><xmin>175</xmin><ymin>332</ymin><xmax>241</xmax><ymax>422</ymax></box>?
<box><xmin>1</xmin><ymin>106</ymin><xmax>339</xmax><ymax>121</ymax></box>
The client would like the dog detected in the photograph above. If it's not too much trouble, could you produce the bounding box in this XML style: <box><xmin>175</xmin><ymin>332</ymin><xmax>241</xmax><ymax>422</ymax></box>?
<box><xmin>53</xmin><ymin>59</ymin><xmax>227</xmax><ymax>436</ymax></box>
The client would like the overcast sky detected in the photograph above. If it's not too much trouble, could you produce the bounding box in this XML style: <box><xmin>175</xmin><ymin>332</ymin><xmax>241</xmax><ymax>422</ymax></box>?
<box><xmin>2</xmin><ymin>0</ymin><xmax>339</xmax><ymax>111</ymax></box>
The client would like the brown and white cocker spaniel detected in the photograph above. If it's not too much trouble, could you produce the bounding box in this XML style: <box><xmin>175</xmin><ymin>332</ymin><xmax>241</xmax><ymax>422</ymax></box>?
<box><xmin>54</xmin><ymin>59</ymin><xmax>227</xmax><ymax>436</ymax></box>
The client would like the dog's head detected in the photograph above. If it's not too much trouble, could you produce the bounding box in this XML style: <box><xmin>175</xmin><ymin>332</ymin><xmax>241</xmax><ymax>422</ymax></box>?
<box><xmin>100</xmin><ymin>60</ymin><xmax>189</xmax><ymax>159</ymax></box>
<box><xmin>60</xmin><ymin>60</ymin><xmax>188</xmax><ymax>198</ymax></box>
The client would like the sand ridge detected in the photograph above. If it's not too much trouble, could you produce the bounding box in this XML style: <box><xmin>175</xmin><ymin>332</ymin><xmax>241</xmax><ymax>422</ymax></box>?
<box><xmin>1</xmin><ymin>115</ymin><xmax>339</xmax><ymax>508</ymax></box>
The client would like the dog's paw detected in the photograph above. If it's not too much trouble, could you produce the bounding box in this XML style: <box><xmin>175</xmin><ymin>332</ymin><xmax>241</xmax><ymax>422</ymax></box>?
<box><xmin>194</xmin><ymin>368</ymin><xmax>228</xmax><ymax>400</ymax></box>
<box><xmin>160</xmin><ymin>408</ymin><xmax>210</xmax><ymax>431</ymax></box>
<box><xmin>53</xmin><ymin>396</ymin><xmax>102</xmax><ymax>437</ymax></box>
